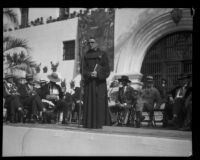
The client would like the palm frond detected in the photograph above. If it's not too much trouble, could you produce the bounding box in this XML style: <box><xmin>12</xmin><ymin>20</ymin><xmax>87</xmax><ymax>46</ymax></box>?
<box><xmin>5</xmin><ymin>54</ymin><xmax>37</xmax><ymax>73</ymax></box>
<box><xmin>23</xmin><ymin>56</ymin><xmax>37</xmax><ymax>67</ymax></box>
<box><xmin>3</xmin><ymin>8</ymin><xmax>19</xmax><ymax>25</ymax></box>
<box><xmin>3</xmin><ymin>36</ymin><xmax>31</xmax><ymax>53</ymax></box>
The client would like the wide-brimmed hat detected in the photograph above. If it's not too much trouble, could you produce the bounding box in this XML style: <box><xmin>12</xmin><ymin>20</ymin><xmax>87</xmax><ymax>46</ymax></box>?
<box><xmin>146</xmin><ymin>75</ymin><xmax>154</xmax><ymax>82</ymax></box>
<box><xmin>26</xmin><ymin>74</ymin><xmax>33</xmax><ymax>80</ymax></box>
<box><xmin>47</xmin><ymin>72</ymin><xmax>61</xmax><ymax>83</ymax></box>
<box><xmin>118</xmin><ymin>75</ymin><xmax>131</xmax><ymax>83</ymax></box>
<box><xmin>5</xmin><ymin>73</ymin><xmax>14</xmax><ymax>79</ymax></box>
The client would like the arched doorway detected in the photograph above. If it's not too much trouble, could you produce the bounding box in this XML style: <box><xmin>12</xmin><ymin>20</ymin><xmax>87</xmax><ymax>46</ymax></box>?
<box><xmin>141</xmin><ymin>31</ymin><xmax>192</xmax><ymax>92</ymax></box>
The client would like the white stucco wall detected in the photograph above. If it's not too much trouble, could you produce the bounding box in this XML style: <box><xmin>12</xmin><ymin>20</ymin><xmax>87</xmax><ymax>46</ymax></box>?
<box><xmin>4</xmin><ymin>17</ymin><xmax>79</xmax><ymax>83</ymax></box>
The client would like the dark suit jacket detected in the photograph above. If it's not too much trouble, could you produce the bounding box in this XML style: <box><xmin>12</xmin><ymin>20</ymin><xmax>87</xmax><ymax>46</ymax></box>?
<box><xmin>39</xmin><ymin>82</ymin><xmax>63</xmax><ymax>100</ymax></box>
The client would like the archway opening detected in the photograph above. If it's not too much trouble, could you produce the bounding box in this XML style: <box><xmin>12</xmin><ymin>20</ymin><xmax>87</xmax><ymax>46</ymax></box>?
<box><xmin>141</xmin><ymin>31</ymin><xmax>192</xmax><ymax>92</ymax></box>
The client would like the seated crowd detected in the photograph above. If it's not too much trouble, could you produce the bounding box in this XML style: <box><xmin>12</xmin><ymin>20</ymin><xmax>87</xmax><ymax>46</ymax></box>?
<box><xmin>3</xmin><ymin>71</ymin><xmax>192</xmax><ymax>131</ymax></box>
<box><xmin>107</xmin><ymin>74</ymin><xmax>192</xmax><ymax>131</ymax></box>
<box><xmin>3</xmin><ymin>72</ymin><xmax>83</xmax><ymax>125</ymax></box>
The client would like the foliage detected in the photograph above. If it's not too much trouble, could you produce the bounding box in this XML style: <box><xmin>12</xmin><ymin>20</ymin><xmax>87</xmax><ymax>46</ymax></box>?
<box><xmin>3</xmin><ymin>8</ymin><xmax>37</xmax><ymax>76</ymax></box>
<box><xmin>3</xmin><ymin>36</ymin><xmax>31</xmax><ymax>53</ymax></box>
<box><xmin>3</xmin><ymin>8</ymin><xmax>19</xmax><ymax>26</ymax></box>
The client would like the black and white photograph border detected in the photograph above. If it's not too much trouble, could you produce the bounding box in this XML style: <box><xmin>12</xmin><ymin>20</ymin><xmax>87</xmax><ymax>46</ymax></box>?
<box><xmin>2</xmin><ymin>7</ymin><xmax>194</xmax><ymax>157</ymax></box>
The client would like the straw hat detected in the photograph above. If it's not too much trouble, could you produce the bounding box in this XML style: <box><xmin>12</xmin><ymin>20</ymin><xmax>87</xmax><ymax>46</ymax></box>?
<box><xmin>47</xmin><ymin>72</ymin><xmax>61</xmax><ymax>83</ymax></box>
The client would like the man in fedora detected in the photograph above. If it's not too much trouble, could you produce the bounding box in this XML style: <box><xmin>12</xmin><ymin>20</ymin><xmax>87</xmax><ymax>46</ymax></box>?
<box><xmin>117</xmin><ymin>75</ymin><xmax>136</xmax><ymax>126</ymax></box>
<box><xmin>141</xmin><ymin>75</ymin><xmax>161</xmax><ymax>127</ymax></box>
<box><xmin>3</xmin><ymin>73</ymin><xmax>23</xmax><ymax>123</ymax></box>
<box><xmin>18</xmin><ymin>74</ymin><xmax>45</xmax><ymax>123</ymax></box>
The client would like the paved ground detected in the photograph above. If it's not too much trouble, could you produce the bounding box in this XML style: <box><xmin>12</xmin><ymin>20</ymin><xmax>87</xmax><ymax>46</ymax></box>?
<box><xmin>3</xmin><ymin>122</ymin><xmax>192</xmax><ymax>140</ymax></box>
<box><xmin>3</xmin><ymin>123</ymin><xmax>192</xmax><ymax>156</ymax></box>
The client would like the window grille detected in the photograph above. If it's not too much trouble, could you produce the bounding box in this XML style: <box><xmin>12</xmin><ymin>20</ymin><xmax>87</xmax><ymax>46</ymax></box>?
<box><xmin>141</xmin><ymin>31</ymin><xmax>192</xmax><ymax>92</ymax></box>
<box><xmin>63</xmin><ymin>40</ymin><xmax>75</xmax><ymax>60</ymax></box>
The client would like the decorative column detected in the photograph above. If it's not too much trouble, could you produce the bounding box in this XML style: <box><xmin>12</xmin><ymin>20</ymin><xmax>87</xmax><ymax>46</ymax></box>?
<box><xmin>20</xmin><ymin>8</ymin><xmax>29</xmax><ymax>28</ymax></box>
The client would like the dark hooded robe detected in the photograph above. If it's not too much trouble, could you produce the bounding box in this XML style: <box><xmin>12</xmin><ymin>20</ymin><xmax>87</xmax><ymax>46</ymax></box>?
<box><xmin>82</xmin><ymin>48</ymin><xmax>111</xmax><ymax>128</ymax></box>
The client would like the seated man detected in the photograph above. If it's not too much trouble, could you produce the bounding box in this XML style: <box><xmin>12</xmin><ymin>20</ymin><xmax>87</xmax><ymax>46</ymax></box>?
<box><xmin>40</xmin><ymin>72</ymin><xmax>68</xmax><ymax>124</ymax></box>
<box><xmin>169</xmin><ymin>74</ymin><xmax>191</xmax><ymax>129</ymax></box>
<box><xmin>116</xmin><ymin>75</ymin><xmax>136</xmax><ymax>126</ymax></box>
<box><xmin>3</xmin><ymin>73</ymin><xmax>23</xmax><ymax>123</ymax></box>
<box><xmin>18</xmin><ymin>74</ymin><xmax>46</xmax><ymax>123</ymax></box>
<box><xmin>141</xmin><ymin>76</ymin><xmax>161</xmax><ymax>127</ymax></box>
<box><xmin>162</xmin><ymin>93</ymin><xmax>174</xmax><ymax>127</ymax></box>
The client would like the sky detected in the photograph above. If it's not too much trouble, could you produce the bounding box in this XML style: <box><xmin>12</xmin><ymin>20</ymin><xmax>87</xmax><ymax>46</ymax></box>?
<box><xmin>5</xmin><ymin>8</ymin><xmax>87</xmax><ymax>26</ymax></box>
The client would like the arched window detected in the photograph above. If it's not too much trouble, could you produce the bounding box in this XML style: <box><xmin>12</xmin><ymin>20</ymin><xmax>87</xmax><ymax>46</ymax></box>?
<box><xmin>141</xmin><ymin>31</ymin><xmax>192</xmax><ymax>92</ymax></box>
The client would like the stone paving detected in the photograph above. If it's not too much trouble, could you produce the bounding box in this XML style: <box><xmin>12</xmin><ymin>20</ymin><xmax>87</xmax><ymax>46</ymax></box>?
<box><xmin>3</xmin><ymin>122</ymin><xmax>192</xmax><ymax>140</ymax></box>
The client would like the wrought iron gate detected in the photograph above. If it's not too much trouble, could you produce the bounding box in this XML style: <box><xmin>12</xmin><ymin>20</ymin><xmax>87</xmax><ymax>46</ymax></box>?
<box><xmin>141</xmin><ymin>31</ymin><xmax>192</xmax><ymax>92</ymax></box>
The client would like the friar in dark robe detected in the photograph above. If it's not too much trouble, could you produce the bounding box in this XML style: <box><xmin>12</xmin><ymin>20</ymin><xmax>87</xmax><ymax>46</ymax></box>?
<box><xmin>82</xmin><ymin>37</ymin><xmax>111</xmax><ymax>128</ymax></box>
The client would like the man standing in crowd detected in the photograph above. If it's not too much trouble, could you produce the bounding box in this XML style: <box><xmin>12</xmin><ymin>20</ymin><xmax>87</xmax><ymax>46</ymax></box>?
<box><xmin>82</xmin><ymin>37</ymin><xmax>111</xmax><ymax>129</ymax></box>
